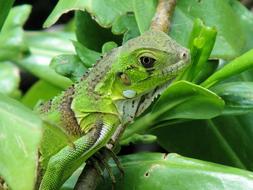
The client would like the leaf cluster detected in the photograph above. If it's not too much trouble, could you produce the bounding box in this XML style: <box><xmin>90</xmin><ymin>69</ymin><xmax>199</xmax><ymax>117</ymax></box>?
<box><xmin>1</xmin><ymin>0</ymin><xmax>253</xmax><ymax>189</ymax></box>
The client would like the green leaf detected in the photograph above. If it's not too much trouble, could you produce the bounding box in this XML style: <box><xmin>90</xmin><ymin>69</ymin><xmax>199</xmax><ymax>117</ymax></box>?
<box><xmin>44</xmin><ymin>0</ymin><xmax>133</xmax><ymax>28</ymax></box>
<box><xmin>102</xmin><ymin>41</ymin><xmax>118</xmax><ymax>54</ymax></box>
<box><xmin>25</xmin><ymin>31</ymin><xmax>75</xmax><ymax>56</ymax></box>
<box><xmin>151</xmin><ymin>113</ymin><xmax>253</xmax><ymax>170</ymax></box>
<box><xmin>133</xmin><ymin>0</ymin><xmax>157</xmax><ymax>33</ymax></box>
<box><xmin>111</xmin><ymin>13</ymin><xmax>140</xmax><ymax>43</ymax></box>
<box><xmin>122</xmin><ymin>81</ymin><xmax>224</xmax><ymax>140</ymax></box>
<box><xmin>72</xmin><ymin>41</ymin><xmax>101</xmax><ymax>67</ymax></box>
<box><xmin>192</xmin><ymin>60</ymin><xmax>219</xmax><ymax>84</ymax></box>
<box><xmin>75</xmin><ymin>11</ymin><xmax>121</xmax><ymax>51</ymax></box>
<box><xmin>152</xmin><ymin>81</ymin><xmax>224</xmax><ymax>120</ymax></box>
<box><xmin>21</xmin><ymin>80</ymin><xmax>62</xmax><ymax>108</ymax></box>
<box><xmin>0</xmin><ymin>28</ymin><xmax>28</xmax><ymax>61</ymax></box>
<box><xmin>1</xmin><ymin>4</ymin><xmax>31</xmax><ymax>32</ymax></box>
<box><xmin>211</xmin><ymin>82</ymin><xmax>253</xmax><ymax>115</ymax></box>
<box><xmin>61</xmin><ymin>167</ymin><xmax>83</xmax><ymax>190</ymax></box>
<box><xmin>201</xmin><ymin>49</ymin><xmax>253</xmax><ymax>88</ymax></box>
<box><xmin>44</xmin><ymin>0</ymin><xmax>138</xmax><ymax>42</ymax></box>
<box><xmin>17</xmin><ymin>54</ymin><xmax>72</xmax><ymax>89</ymax></box>
<box><xmin>44</xmin><ymin>0</ymin><xmax>140</xmax><ymax>44</ymax></box>
<box><xmin>171</xmin><ymin>0</ymin><xmax>245</xmax><ymax>59</ymax></box>
<box><xmin>39</xmin><ymin>121</ymin><xmax>76</xmax><ymax>171</ymax></box>
<box><xmin>50</xmin><ymin>54</ymin><xmax>87</xmax><ymax>82</ymax></box>
<box><xmin>120</xmin><ymin>134</ymin><xmax>157</xmax><ymax>146</ymax></box>
<box><xmin>211</xmin><ymin>115</ymin><xmax>253</xmax><ymax>169</ymax></box>
<box><xmin>228</xmin><ymin>0</ymin><xmax>253</xmax><ymax>52</ymax></box>
<box><xmin>0</xmin><ymin>62</ymin><xmax>21</xmax><ymax>98</ymax></box>
<box><xmin>0</xmin><ymin>5</ymin><xmax>31</xmax><ymax>61</ymax></box>
<box><xmin>45</xmin><ymin>0</ymin><xmax>247</xmax><ymax>59</ymax></box>
<box><xmin>16</xmin><ymin>31</ymin><xmax>75</xmax><ymax>89</ymax></box>
<box><xmin>96</xmin><ymin>153</ymin><xmax>253</xmax><ymax>190</ymax></box>
<box><xmin>0</xmin><ymin>0</ymin><xmax>15</xmax><ymax>31</ymax></box>
<box><xmin>183</xmin><ymin>19</ymin><xmax>217</xmax><ymax>82</ymax></box>
<box><xmin>0</xmin><ymin>93</ymin><xmax>42</xmax><ymax>190</ymax></box>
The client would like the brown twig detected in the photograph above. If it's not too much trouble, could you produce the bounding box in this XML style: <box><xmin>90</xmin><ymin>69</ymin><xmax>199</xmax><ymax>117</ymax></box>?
<box><xmin>150</xmin><ymin>0</ymin><xmax>177</xmax><ymax>33</ymax></box>
<box><xmin>74</xmin><ymin>163</ymin><xmax>101</xmax><ymax>190</ymax></box>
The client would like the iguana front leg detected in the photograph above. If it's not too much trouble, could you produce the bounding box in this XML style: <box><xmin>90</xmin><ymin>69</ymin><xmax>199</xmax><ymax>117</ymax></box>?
<box><xmin>39</xmin><ymin>115</ymin><xmax>120</xmax><ymax>190</ymax></box>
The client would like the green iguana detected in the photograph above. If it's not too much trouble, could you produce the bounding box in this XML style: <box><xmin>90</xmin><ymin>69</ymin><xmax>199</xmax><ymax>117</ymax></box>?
<box><xmin>36</xmin><ymin>29</ymin><xmax>190</xmax><ymax>189</ymax></box>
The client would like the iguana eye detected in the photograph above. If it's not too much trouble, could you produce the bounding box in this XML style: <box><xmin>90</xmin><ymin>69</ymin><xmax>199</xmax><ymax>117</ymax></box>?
<box><xmin>139</xmin><ymin>56</ymin><xmax>156</xmax><ymax>68</ymax></box>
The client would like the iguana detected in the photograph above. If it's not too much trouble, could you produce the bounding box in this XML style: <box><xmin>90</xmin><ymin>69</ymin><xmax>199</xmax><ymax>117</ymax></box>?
<box><xmin>36</xmin><ymin>29</ymin><xmax>190</xmax><ymax>189</ymax></box>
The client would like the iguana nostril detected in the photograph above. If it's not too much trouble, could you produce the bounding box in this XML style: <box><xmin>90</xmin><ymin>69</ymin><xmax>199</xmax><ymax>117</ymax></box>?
<box><xmin>180</xmin><ymin>51</ymin><xmax>188</xmax><ymax>60</ymax></box>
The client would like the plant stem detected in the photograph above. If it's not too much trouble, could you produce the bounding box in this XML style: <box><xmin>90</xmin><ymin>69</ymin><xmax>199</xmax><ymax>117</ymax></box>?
<box><xmin>150</xmin><ymin>0</ymin><xmax>176</xmax><ymax>33</ymax></box>
<box><xmin>74</xmin><ymin>163</ymin><xmax>101</xmax><ymax>190</ymax></box>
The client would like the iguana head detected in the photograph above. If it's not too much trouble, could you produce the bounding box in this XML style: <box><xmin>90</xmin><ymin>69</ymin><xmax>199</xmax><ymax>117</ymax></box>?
<box><xmin>110</xmin><ymin>30</ymin><xmax>190</xmax><ymax>101</ymax></box>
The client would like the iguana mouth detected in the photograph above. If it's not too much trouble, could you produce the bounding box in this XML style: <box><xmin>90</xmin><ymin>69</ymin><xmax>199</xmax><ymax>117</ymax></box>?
<box><xmin>135</xmin><ymin>78</ymin><xmax>173</xmax><ymax>117</ymax></box>
<box><xmin>135</xmin><ymin>59</ymin><xmax>189</xmax><ymax>115</ymax></box>
<box><xmin>162</xmin><ymin>59</ymin><xmax>189</xmax><ymax>76</ymax></box>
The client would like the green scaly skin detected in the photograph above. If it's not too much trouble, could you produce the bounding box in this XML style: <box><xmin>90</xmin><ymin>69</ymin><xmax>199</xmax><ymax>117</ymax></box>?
<box><xmin>36</xmin><ymin>29</ymin><xmax>190</xmax><ymax>190</ymax></box>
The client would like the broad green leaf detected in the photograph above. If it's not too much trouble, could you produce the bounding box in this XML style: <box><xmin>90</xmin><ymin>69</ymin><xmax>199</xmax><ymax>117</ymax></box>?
<box><xmin>111</xmin><ymin>13</ymin><xmax>140</xmax><ymax>43</ymax></box>
<box><xmin>25</xmin><ymin>31</ymin><xmax>75</xmax><ymax>56</ymax></box>
<box><xmin>211</xmin><ymin>82</ymin><xmax>253</xmax><ymax>115</ymax></box>
<box><xmin>1</xmin><ymin>4</ymin><xmax>31</xmax><ymax>32</ymax></box>
<box><xmin>152</xmin><ymin>81</ymin><xmax>224</xmax><ymax>120</ymax></box>
<box><xmin>22</xmin><ymin>80</ymin><xmax>62</xmax><ymax>108</ymax></box>
<box><xmin>122</xmin><ymin>81</ymin><xmax>224</xmax><ymax>140</ymax></box>
<box><xmin>0</xmin><ymin>5</ymin><xmax>31</xmax><ymax>61</ymax></box>
<box><xmin>171</xmin><ymin>0</ymin><xmax>245</xmax><ymax>59</ymax></box>
<box><xmin>39</xmin><ymin>122</ymin><xmax>76</xmax><ymax>171</ymax></box>
<box><xmin>212</xmin><ymin>115</ymin><xmax>253</xmax><ymax>169</ymax></box>
<box><xmin>0</xmin><ymin>93</ymin><xmax>42</xmax><ymax>190</ymax></box>
<box><xmin>169</xmin><ymin>7</ymin><xmax>192</xmax><ymax>46</ymax></box>
<box><xmin>97</xmin><ymin>153</ymin><xmax>253</xmax><ymax>190</ymax></box>
<box><xmin>192</xmin><ymin>60</ymin><xmax>219</xmax><ymax>84</ymax></box>
<box><xmin>63</xmin><ymin>18</ymin><xmax>75</xmax><ymax>32</ymax></box>
<box><xmin>102</xmin><ymin>41</ymin><xmax>118</xmax><ymax>54</ymax></box>
<box><xmin>43</xmin><ymin>0</ymin><xmax>86</xmax><ymax>28</ymax></box>
<box><xmin>152</xmin><ymin>113</ymin><xmax>253</xmax><ymax>171</ymax></box>
<box><xmin>228</xmin><ymin>0</ymin><xmax>253</xmax><ymax>52</ymax></box>
<box><xmin>0</xmin><ymin>62</ymin><xmax>21</xmax><ymax>98</ymax></box>
<box><xmin>45</xmin><ymin>0</ymin><xmax>137</xmax><ymax>43</ymax></box>
<box><xmin>133</xmin><ymin>0</ymin><xmax>157</xmax><ymax>33</ymax></box>
<box><xmin>17</xmin><ymin>54</ymin><xmax>72</xmax><ymax>89</ymax></box>
<box><xmin>72</xmin><ymin>41</ymin><xmax>101</xmax><ymax>67</ymax></box>
<box><xmin>50</xmin><ymin>54</ymin><xmax>87</xmax><ymax>82</ymax></box>
<box><xmin>75</xmin><ymin>11</ymin><xmax>121</xmax><ymax>51</ymax></box>
<box><xmin>45</xmin><ymin>0</ymin><xmax>246</xmax><ymax>59</ymax></box>
<box><xmin>201</xmin><ymin>49</ymin><xmax>253</xmax><ymax>88</ymax></box>
<box><xmin>0</xmin><ymin>0</ymin><xmax>15</xmax><ymax>31</ymax></box>
<box><xmin>61</xmin><ymin>167</ymin><xmax>83</xmax><ymax>190</ymax></box>
<box><xmin>44</xmin><ymin>0</ymin><xmax>133</xmax><ymax>28</ymax></box>
<box><xmin>0</xmin><ymin>28</ymin><xmax>28</xmax><ymax>61</ymax></box>
<box><xmin>16</xmin><ymin>31</ymin><xmax>75</xmax><ymax>89</ymax></box>
<box><xmin>151</xmin><ymin>119</ymin><xmax>250</xmax><ymax>170</ymax></box>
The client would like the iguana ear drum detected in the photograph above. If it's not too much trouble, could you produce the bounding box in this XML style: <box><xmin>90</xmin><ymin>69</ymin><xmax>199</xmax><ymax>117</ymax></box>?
<box><xmin>117</xmin><ymin>72</ymin><xmax>131</xmax><ymax>85</ymax></box>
